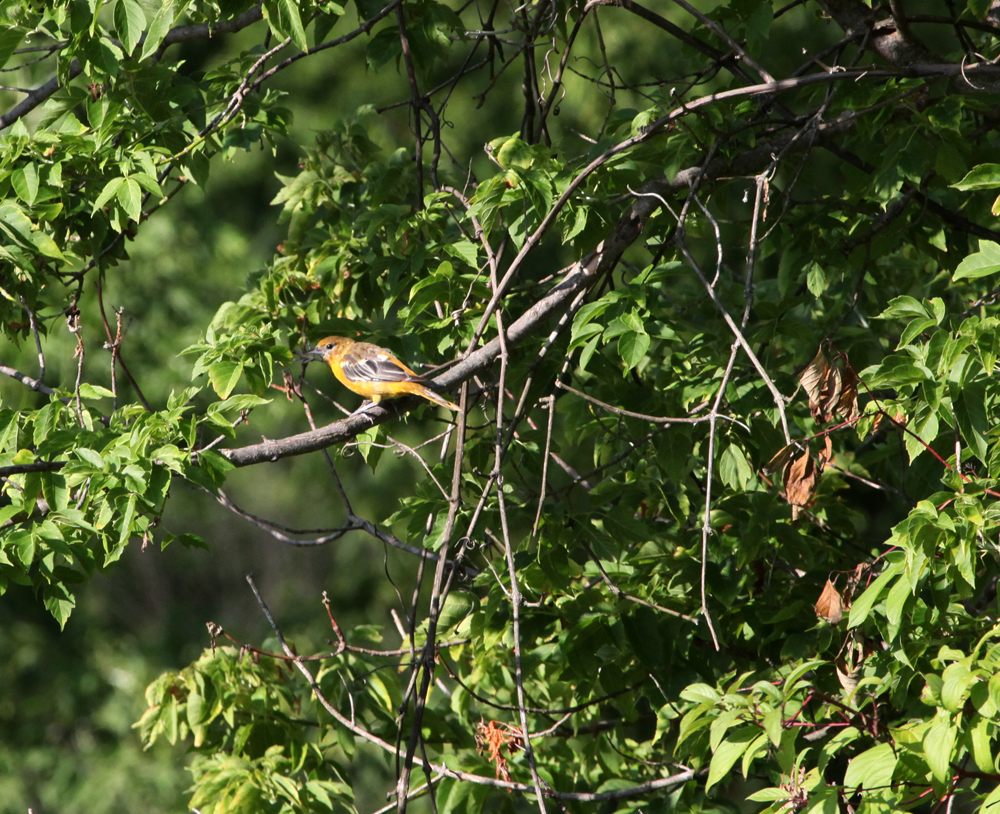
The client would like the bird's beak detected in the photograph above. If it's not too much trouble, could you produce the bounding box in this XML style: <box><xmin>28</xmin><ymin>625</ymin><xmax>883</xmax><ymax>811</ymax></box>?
<box><xmin>297</xmin><ymin>345</ymin><xmax>323</xmax><ymax>362</ymax></box>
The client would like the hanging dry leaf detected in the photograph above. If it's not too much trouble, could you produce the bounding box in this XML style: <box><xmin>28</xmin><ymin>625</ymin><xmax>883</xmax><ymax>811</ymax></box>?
<box><xmin>783</xmin><ymin>450</ymin><xmax>819</xmax><ymax>520</ymax></box>
<box><xmin>764</xmin><ymin>442</ymin><xmax>798</xmax><ymax>476</ymax></box>
<box><xmin>818</xmin><ymin>366</ymin><xmax>843</xmax><ymax>423</ymax></box>
<box><xmin>801</xmin><ymin>347</ymin><xmax>843</xmax><ymax>423</ymax></box>
<box><xmin>815</xmin><ymin>579</ymin><xmax>844</xmax><ymax>624</ymax></box>
<box><xmin>475</xmin><ymin>719</ymin><xmax>525</xmax><ymax>782</ymax></box>
<box><xmin>800</xmin><ymin>348</ymin><xmax>829</xmax><ymax>407</ymax></box>
<box><xmin>837</xmin><ymin>365</ymin><xmax>859</xmax><ymax>422</ymax></box>
<box><xmin>817</xmin><ymin>435</ymin><xmax>834</xmax><ymax>470</ymax></box>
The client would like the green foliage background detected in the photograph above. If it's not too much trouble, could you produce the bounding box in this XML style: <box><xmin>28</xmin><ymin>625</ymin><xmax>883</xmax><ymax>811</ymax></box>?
<box><xmin>2</xmin><ymin>0</ymin><xmax>1000</xmax><ymax>812</ymax></box>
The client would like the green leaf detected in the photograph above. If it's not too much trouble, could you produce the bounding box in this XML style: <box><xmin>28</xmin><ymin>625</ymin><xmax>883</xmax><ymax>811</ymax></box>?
<box><xmin>940</xmin><ymin>662</ymin><xmax>974</xmax><ymax>712</ymax></box>
<box><xmin>75</xmin><ymin>448</ymin><xmax>106</xmax><ymax>469</ymax></box>
<box><xmin>11</xmin><ymin>164</ymin><xmax>39</xmax><ymax>205</ymax></box>
<box><xmin>617</xmin><ymin>329</ymin><xmax>650</xmax><ymax>371</ymax></box>
<box><xmin>843</xmin><ymin>742</ymin><xmax>896</xmax><ymax>790</ymax></box>
<box><xmin>982</xmin><ymin>781</ymin><xmax>1000</xmax><ymax>812</ymax></box>
<box><xmin>78</xmin><ymin>383</ymin><xmax>116</xmax><ymax>400</ymax></box>
<box><xmin>140</xmin><ymin>1</ymin><xmax>184</xmax><ymax>62</ymax></box>
<box><xmin>208</xmin><ymin>360</ymin><xmax>244</xmax><ymax>399</ymax></box>
<box><xmin>438</xmin><ymin>591</ymin><xmax>478</xmax><ymax>629</ymax></box>
<box><xmin>951</xmin><ymin>163</ymin><xmax>1000</xmax><ymax>191</ymax></box>
<box><xmin>955</xmin><ymin>379</ymin><xmax>989</xmax><ymax>461</ymax></box>
<box><xmin>806</xmin><ymin>261</ymin><xmax>826</xmax><ymax>297</ymax></box>
<box><xmin>264</xmin><ymin>0</ymin><xmax>309</xmax><ymax>51</ymax></box>
<box><xmin>313</xmin><ymin>6</ymin><xmax>343</xmax><ymax>47</ymax></box>
<box><xmin>43</xmin><ymin>582</ymin><xmax>76</xmax><ymax>629</ymax></box>
<box><xmin>746</xmin><ymin>787</ymin><xmax>793</xmax><ymax>802</ymax></box>
<box><xmin>117</xmin><ymin>177</ymin><xmax>143</xmax><ymax>222</ymax></box>
<box><xmin>970</xmin><ymin>715</ymin><xmax>994</xmax><ymax>774</ymax></box>
<box><xmin>92</xmin><ymin>177</ymin><xmax>126</xmax><ymax>213</ymax></box>
<box><xmin>707</xmin><ymin>726</ymin><xmax>757</xmax><ymax>791</ymax></box>
<box><xmin>954</xmin><ymin>241</ymin><xmax>1000</xmax><ymax>281</ymax></box>
<box><xmin>848</xmin><ymin>558</ymin><xmax>903</xmax><ymax>628</ymax></box>
<box><xmin>114</xmin><ymin>0</ymin><xmax>146</xmax><ymax>55</ymax></box>
<box><xmin>877</xmin><ymin>296</ymin><xmax>928</xmax><ymax>320</ymax></box>
<box><xmin>680</xmin><ymin>683</ymin><xmax>721</xmax><ymax>704</ymax></box>
<box><xmin>744</xmin><ymin>1</ymin><xmax>772</xmax><ymax>51</ymax></box>
<box><xmin>719</xmin><ymin>444</ymin><xmax>754</xmax><ymax>490</ymax></box>
<box><xmin>923</xmin><ymin>712</ymin><xmax>957</xmax><ymax>783</ymax></box>
<box><xmin>354</xmin><ymin>424</ymin><xmax>384</xmax><ymax>472</ymax></box>
<box><xmin>0</xmin><ymin>25</ymin><xmax>23</xmax><ymax>70</ymax></box>
<box><xmin>884</xmin><ymin>573</ymin><xmax>910</xmax><ymax>630</ymax></box>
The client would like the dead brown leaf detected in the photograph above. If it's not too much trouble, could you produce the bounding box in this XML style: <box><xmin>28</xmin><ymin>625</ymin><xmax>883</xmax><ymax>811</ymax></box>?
<box><xmin>837</xmin><ymin>366</ymin><xmax>859</xmax><ymax>422</ymax></box>
<box><xmin>817</xmin><ymin>435</ymin><xmax>834</xmax><ymax>469</ymax></box>
<box><xmin>800</xmin><ymin>348</ymin><xmax>829</xmax><ymax>407</ymax></box>
<box><xmin>815</xmin><ymin>579</ymin><xmax>844</xmax><ymax>624</ymax></box>
<box><xmin>783</xmin><ymin>450</ymin><xmax>819</xmax><ymax>520</ymax></box>
<box><xmin>475</xmin><ymin>719</ymin><xmax>525</xmax><ymax>783</ymax></box>
<box><xmin>764</xmin><ymin>443</ymin><xmax>797</xmax><ymax>476</ymax></box>
<box><xmin>801</xmin><ymin>347</ymin><xmax>844</xmax><ymax>423</ymax></box>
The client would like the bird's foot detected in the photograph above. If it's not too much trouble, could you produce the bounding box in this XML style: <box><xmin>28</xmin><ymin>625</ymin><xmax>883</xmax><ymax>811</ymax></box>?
<box><xmin>349</xmin><ymin>401</ymin><xmax>379</xmax><ymax>425</ymax></box>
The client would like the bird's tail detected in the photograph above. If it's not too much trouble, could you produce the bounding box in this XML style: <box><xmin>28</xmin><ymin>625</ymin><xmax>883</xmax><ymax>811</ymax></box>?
<box><xmin>419</xmin><ymin>385</ymin><xmax>460</xmax><ymax>412</ymax></box>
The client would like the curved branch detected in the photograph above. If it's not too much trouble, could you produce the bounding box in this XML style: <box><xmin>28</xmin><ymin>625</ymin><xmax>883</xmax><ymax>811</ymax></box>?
<box><xmin>221</xmin><ymin>63</ymin><xmax>1000</xmax><ymax>468</ymax></box>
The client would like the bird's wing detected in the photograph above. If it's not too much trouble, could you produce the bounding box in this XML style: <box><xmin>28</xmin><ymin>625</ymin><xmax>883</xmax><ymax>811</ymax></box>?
<box><xmin>341</xmin><ymin>346</ymin><xmax>422</xmax><ymax>383</ymax></box>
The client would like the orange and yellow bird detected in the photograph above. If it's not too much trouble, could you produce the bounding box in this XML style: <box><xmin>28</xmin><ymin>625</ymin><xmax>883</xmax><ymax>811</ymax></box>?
<box><xmin>304</xmin><ymin>336</ymin><xmax>459</xmax><ymax>412</ymax></box>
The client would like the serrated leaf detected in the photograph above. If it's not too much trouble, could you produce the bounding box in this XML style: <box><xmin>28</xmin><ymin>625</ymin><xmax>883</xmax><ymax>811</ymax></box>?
<box><xmin>264</xmin><ymin>0</ymin><xmax>309</xmax><ymax>51</ymax></box>
<box><xmin>618</xmin><ymin>329</ymin><xmax>650</xmax><ymax>371</ymax></box>
<box><xmin>114</xmin><ymin>0</ymin><xmax>146</xmax><ymax>55</ymax></box>
<box><xmin>11</xmin><ymin>164</ymin><xmax>39</xmax><ymax>205</ymax></box>
<box><xmin>806</xmin><ymin>261</ymin><xmax>826</xmax><ymax>296</ymax></box>
<box><xmin>92</xmin><ymin>177</ymin><xmax>125</xmax><ymax>213</ymax></box>
<box><xmin>208</xmin><ymin>360</ymin><xmax>244</xmax><ymax>399</ymax></box>
<box><xmin>78</xmin><ymin>383</ymin><xmax>115</xmax><ymax>399</ymax></box>
<box><xmin>951</xmin><ymin>163</ymin><xmax>1000</xmax><ymax>191</ymax></box>
<box><xmin>117</xmin><ymin>177</ymin><xmax>143</xmax><ymax>221</ymax></box>
<box><xmin>720</xmin><ymin>443</ymin><xmax>754</xmax><ymax>490</ymax></box>
<box><xmin>140</xmin><ymin>1</ymin><xmax>184</xmax><ymax>62</ymax></box>
<box><xmin>438</xmin><ymin>591</ymin><xmax>478</xmax><ymax>629</ymax></box>
<box><xmin>954</xmin><ymin>241</ymin><xmax>1000</xmax><ymax>281</ymax></box>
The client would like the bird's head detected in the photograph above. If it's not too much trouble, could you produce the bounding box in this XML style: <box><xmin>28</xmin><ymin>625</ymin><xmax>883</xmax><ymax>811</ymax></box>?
<box><xmin>300</xmin><ymin>336</ymin><xmax>349</xmax><ymax>362</ymax></box>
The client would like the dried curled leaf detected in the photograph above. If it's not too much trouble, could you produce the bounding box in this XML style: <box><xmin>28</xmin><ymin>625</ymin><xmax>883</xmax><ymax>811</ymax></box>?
<box><xmin>815</xmin><ymin>579</ymin><xmax>844</xmax><ymax>624</ymax></box>
<box><xmin>764</xmin><ymin>442</ymin><xmax>798</xmax><ymax>476</ymax></box>
<box><xmin>837</xmin><ymin>366</ymin><xmax>859</xmax><ymax>422</ymax></box>
<box><xmin>475</xmin><ymin>719</ymin><xmax>525</xmax><ymax>782</ymax></box>
<box><xmin>817</xmin><ymin>434</ymin><xmax>834</xmax><ymax>470</ymax></box>
<box><xmin>800</xmin><ymin>348</ymin><xmax>829</xmax><ymax>407</ymax></box>
<box><xmin>801</xmin><ymin>347</ymin><xmax>862</xmax><ymax>424</ymax></box>
<box><xmin>801</xmin><ymin>348</ymin><xmax>842</xmax><ymax>423</ymax></box>
<box><xmin>783</xmin><ymin>450</ymin><xmax>819</xmax><ymax>520</ymax></box>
